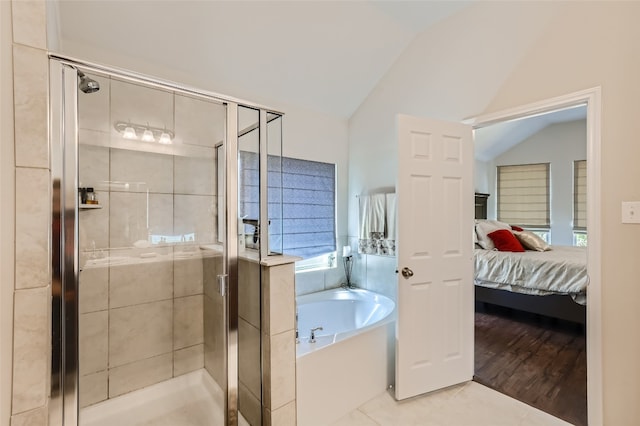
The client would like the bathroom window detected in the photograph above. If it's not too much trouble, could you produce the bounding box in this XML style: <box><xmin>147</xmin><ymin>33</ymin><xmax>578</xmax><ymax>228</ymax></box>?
<box><xmin>239</xmin><ymin>152</ymin><xmax>336</xmax><ymax>268</ymax></box>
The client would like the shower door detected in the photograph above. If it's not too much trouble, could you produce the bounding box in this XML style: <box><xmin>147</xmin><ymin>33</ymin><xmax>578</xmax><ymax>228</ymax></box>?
<box><xmin>50</xmin><ymin>60</ymin><xmax>246</xmax><ymax>426</ymax></box>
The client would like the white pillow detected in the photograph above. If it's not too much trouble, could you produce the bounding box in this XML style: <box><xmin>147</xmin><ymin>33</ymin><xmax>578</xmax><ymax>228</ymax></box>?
<box><xmin>475</xmin><ymin>220</ymin><xmax>512</xmax><ymax>250</ymax></box>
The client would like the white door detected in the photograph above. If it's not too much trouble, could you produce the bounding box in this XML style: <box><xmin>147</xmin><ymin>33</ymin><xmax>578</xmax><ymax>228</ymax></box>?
<box><xmin>395</xmin><ymin>114</ymin><xmax>474</xmax><ymax>400</ymax></box>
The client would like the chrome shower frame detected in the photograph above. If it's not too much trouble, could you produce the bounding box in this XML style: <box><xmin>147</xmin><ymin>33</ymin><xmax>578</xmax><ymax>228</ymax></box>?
<box><xmin>49</xmin><ymin>54</ymin><xmax>282</xmax><ymax>426</ymax></box>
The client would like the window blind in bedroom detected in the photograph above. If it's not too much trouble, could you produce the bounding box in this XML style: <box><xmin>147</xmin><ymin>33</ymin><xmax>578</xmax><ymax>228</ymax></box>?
<box><xmin>497</xmin><ymin>163</ymin><xmax>550</xmax><ymax>228</ymax></box>
<box><xmin>574</xmin><ymin>160</ymin><xmax>587</xmax><ymax>230</ymax></box>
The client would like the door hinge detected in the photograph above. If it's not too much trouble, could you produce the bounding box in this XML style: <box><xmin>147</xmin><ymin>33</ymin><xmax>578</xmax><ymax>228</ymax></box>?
<box><xmin>217</xmin><ymin>274</ymin><xmax>228</xmax><ymax>297</ymax></box>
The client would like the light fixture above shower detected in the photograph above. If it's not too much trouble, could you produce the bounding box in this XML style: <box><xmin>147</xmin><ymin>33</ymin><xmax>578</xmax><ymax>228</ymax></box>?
<box><xmin>114</xmin><ymin>121</ymin><xmax>174</xmax><ymax>144</ymax></box>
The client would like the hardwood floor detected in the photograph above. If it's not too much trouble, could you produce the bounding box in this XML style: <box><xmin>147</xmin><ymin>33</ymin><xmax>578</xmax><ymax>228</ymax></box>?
<box><xmin>474</xmin><ymin>303</ymin><xmax>587</xmax><ymax>426</ymax></box>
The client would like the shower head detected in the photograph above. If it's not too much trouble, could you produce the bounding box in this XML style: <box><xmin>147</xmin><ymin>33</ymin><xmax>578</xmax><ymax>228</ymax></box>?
<box><xmin>77</xmin><ymin>71</ymin><xmax>100</xmax><ymax>93</ymax></box>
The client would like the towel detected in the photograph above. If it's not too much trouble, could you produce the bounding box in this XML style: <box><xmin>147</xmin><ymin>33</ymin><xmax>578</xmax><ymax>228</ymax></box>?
<box><xmin>385</xmin><ymin>193</ymin><xmax>397</xmax><ymax>240</ymax></box>
<box><xmin>359</xmin><ymin>194</ymin><xmax>386</xmax><ymax>239</ymax></box>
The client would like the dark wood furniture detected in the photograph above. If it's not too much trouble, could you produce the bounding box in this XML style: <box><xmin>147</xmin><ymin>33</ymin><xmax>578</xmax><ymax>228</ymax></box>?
<box><xmin>473</xmin><ymin>192</ymin><xmax>586</xmax><ymax>325</ymax></box>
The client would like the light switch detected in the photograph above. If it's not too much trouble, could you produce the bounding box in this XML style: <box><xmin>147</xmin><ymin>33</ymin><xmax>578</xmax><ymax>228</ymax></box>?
<box><xmin>622</xmin><ymin>201</ymin><xmax>640</xmax><ymax>224</ymax></box>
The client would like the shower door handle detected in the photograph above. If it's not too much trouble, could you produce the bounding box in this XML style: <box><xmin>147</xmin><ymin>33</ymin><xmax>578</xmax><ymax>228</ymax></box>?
<box><xmin>217</xmin><ymin>274</ymin><xmax>228</xmax><ymax>297</ymax></box>
<box><xmin>401</xmin><ymin>267</ymin><xmax>414</xmax><ymax>279</ymax></box>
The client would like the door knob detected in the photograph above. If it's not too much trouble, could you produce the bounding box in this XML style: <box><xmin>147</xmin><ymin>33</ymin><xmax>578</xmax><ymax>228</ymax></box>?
<box><xmin>401</xmin><ymin>267</ymin><xmax>414</xmax><ymax>278</ymax></box>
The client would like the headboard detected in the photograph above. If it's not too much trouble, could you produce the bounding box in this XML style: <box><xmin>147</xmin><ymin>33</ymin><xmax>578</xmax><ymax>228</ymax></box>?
<box><xmin>475</xmin><ymin>193</ymin><xmax>490</xmax><ymax>220</ymax></box>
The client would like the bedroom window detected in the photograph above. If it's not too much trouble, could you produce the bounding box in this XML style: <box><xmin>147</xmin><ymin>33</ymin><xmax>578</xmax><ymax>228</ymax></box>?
<box><xmin>239</xmin><ymin>152</ymin><xmax>337</xmax><ymax>271</ymax></box>
<box><xmin>497</xmin><ymin>163</ymin><xmax>550</xmax><ymax>230</ymax></box>
<box><xmin>573</xmin><ymin>160</ymin><xmax>587</xmax><ymax>246</ymax></box>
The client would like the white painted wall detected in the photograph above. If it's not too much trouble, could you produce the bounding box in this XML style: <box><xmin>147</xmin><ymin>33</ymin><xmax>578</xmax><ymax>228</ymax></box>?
<box><xmin>482</xmin><ymin>120</ymin><xmax>586</xmax><ymax>245</ymax></box>
<box><xmin>349</xmin><ymin>2</ymin><xmax>640</xmax><ymax>423</ymax></box>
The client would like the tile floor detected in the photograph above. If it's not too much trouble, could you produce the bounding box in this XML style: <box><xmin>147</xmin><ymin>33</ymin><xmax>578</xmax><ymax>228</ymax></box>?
<box><xmin>331</xmin><ymin>381</ymin><xmax>572</xmax><ymax>426</ymax></box>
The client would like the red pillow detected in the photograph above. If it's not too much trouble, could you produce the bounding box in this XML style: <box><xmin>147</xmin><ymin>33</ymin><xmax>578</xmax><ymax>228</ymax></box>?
<box><xmin>487</xmin><ymin>229</ymin><xmax>525</xmax><ymax>252</ymax></box>
<box><xmin>510</xmin><ymin>225</ymin><xmax>524</xmax><ymax>232</ymax></box>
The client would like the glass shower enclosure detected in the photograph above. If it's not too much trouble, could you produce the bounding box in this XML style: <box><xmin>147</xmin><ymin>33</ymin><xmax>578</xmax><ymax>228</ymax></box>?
<box><xmin>49</xmin><ymin>57</ymin><xmax>282</xmax><ymax>426</ymax></box>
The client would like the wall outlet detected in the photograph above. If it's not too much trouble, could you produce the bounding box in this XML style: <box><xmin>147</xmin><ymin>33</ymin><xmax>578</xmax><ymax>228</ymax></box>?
<box><xmin>621</xmin><ymin>201</ymin><xmax>640</xmax><ymax>224</ymax></box>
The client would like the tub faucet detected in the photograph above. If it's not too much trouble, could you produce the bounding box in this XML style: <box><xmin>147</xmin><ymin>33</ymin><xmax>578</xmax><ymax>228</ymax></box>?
<box><xmin>309</xmin><ymin>326</ymin><xmax>323</xmax><ymax>343</ymax></box>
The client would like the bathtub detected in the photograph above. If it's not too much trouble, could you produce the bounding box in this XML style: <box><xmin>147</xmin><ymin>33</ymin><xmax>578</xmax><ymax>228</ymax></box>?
<box><xmin>296</xmin><ymin>288</ymin><xmax>396</xmax><ymax>426</ymax></box>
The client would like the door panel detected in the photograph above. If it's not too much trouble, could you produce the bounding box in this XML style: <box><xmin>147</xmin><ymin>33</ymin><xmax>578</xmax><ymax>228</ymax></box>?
<box><xmin>395</xmin><ymin>114</ymin><xmax>474</xmax><ymax>400</ymax></box>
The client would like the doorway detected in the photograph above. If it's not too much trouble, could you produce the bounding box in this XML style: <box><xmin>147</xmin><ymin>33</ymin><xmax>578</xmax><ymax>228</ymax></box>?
<box><xmin>470</xmin><ymin>88</ymin><xmax>602</xmax><ymax>426</ymax></box>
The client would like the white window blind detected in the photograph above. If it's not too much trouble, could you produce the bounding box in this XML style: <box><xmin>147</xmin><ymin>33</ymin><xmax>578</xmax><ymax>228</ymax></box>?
<box><xmin>497</xmin><ymin>163</ymin><xmax>550</xmax><ymax>228</ymax></box>
<box><xmin>574</xmin><ymin>160</ymin><xmax>587</xmax><ymax>230</ymax></box>
<box><xmin>239</xmin><ymin>151</ymin><xmax>336</xmax><ymax>259</ymax></box>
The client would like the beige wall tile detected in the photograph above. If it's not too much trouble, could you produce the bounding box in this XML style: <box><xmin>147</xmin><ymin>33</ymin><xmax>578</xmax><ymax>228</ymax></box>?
<box><xmin>174</xmin><ymin>295</ymin><xmax>203</xmax><ymax>349</ymax></box>
<box><xmin>203</xmin><ymin>294</ymin><xmax>225</xmax><ymax>386</ymax></box>
<box><xmin>270</xmin><ymin>400</ymin><xmax>297</xmax><ymax>426</ymax></box>
<box><xmin>174</xmin><ymin>94</ymin><xmax>225</xmax><ymax>147</ymax></box>
<box><xmin>78</xmin><ymin>73</ymin><xmax>110</xmax><ymax>132</ymax></box>
<box><xmin>239</xmin><ymin>382</ymin><xmax>262</xmax><ymax>426</ymax></box>
<box><xmin>239</xmin><ymin>259</ymin><xmax>261</xmax><ymax>328</ymax></box>
<box><xmin>15</xmin><ymin>167</ymin><xmax>49</xmax><ymax>289</ymax></box>
<box><xmin>110</xmin><ymin>148</ymin><xmax>174</xmax><ymax>194</ymax></box>
<box><xmin>109</xmin><ymin>192</ymin><xmax>173</xmax><ymax>248</ymax></box>
<box><xmin>110</xmin><ymin>260</ymin><xmax>173</xmax><ymax>308</ymax></box>
<box><xmin>10</xmin><ymin>405</ymin><xmax>48</xmax><ymax>426</ymax></box>
<box><xmin>11</xmin><ymin>0</ymin><xmax>47</xmax><ymax>49</ymax></box>
<box><xmin>174</xmin><ymin>154</ymin><xmax>215</xmax><ymax>195</ymax></box>
<box><xmin>79</xmin><ymin>191</ymin><xmax>110</xmax><ymax>251</ymax></box>
<box><xmin>239</xmin><ymin>318</ymin><xmax>261</xmax><ymax>401</ymax></box>
<box><xmin>263</xmin><ymin>264</ymin><xmax>295</xmax><ymax>336</ymax></box>
<box><xmin>202</xmin><ymin>254</ymin><xmax>223</xmax><ymax>299</ymax></box>
<box><xmin>79</xmin><ymin>144</ymin><xmax>110</xmax><ymax>192</ymax></box>
<box><xmin>79</xmin><ymin>266</ymin><xmax>108</xmax><ymax>313</ymax></box>
<box><xmin>79</xmin><ymin>370</ymin><xmax>108</xmax><ymax>408</ymax></box>
<box><xmin>109</xmin><ymin>353</ymin><xmax>172</xmax><ymax>398</ymax></box>
<box><xmin>174</xmin><ymin>257</ymin><xmax>204</xmax><ymax>297</ymax></box>
<box><xmin>79</xmin><ymin>311</ymin><xmax>108</xmax><ymax>375</ymax></box>
<box><xmin>173</xmin><ymin>344</ymin><xmax>204</xmax><ymax>376</ymax></box>
<box><xmin>12</xmin><ymin>287</ymin><xmax>48</xmax><ymax>414</ymax></box>
<box><xmin>264</xmin><ymin>330</ymin><xmax>296</xmax><ymax>411</ymax></box>
<box><xmin>109</xmin><ymin>300</ymin><xmax>172</xmax><ymax>367</ymax></box>
<box><xmin>110</xmin><ymin>79</ymin><xmax>174</xmax><ymax>138</ymax></box>
<box><xmin>13</xmin><ymin>45</ymin><xmax>47</xmax><ymax>168</ymax></box>
<box><xmin>174</xmin><ymin>194</ymin><xmax>216</xmax><ymax>244</ymax></box>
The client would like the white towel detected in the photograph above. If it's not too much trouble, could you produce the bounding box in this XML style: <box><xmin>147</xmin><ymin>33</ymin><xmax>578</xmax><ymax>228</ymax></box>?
<box><xmin>359</xmin><ymin>194</ymin><xmax>386</xmax><ymax>238</ymax></box>
<box><xmin>385</xmin><ymin>193</ymin><xmax>397</xmax><ymax>240</ymax></box>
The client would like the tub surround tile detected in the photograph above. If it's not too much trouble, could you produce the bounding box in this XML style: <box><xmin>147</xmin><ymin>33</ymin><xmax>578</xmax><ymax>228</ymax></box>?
<box><xmin>109</xmin><ymin>300</ymin><xmax>173</xmax><ymax>367</ymax></box>
<box><xmin>79</xmin><ymin>266</ymin><xmax>109</xmax><ymax>313</ymax></box>
<box><xmin>174</xmin><ymin>256</ymin><xmax>204</xmax><ymax>297</ymax></box>
<box><xmin>79</xmin><ymin>370</ymin><xmax>108</xmax><ymax>408</ymax></box>
<box><xmin>110</xmin><ymin>260</ymin><xmax>173</xmax><ymax>308</ymax></box>
<box><xmin>173</xmin><ymin>295</ymin><xmax>204</xmax><ymax>350</ymax></box>
<box><xmin>79</xmin><ymin>311</ymin><xmax>109</xmax><ymax>375</ymax></box>
<box><xmin>13</xmin><ymin>44</ymin><xmax>48</xmax><ymax>169</ymax></box>
<box><xmin>12</xmin><ymin>287</ymin><xmax>49</xmax><ymax>414</ymax></box>
<box><xmin>174</xmin><ymin>155</ymin><xmax>215</xmax><ymax>195</ymax></box>
<box><xmin>263</xmin><ymin>263</ymin><xmax>295</xmax><ymax>336</ymax></box>
<box><xmin>110</xmin><ymin>148</ymin><xmax>174</xmax><ymax>194</ymax></box>
<box><xmin>263</xmin><ymin>330</ymin><xmax>296</xmax><ymax>411</ymax></box>
<box><xmin>363</xmin><ymin>255</ymin><xmax>397</xmax><ymax>302</ymax></box>
<box><xmin>10</xmin><ymin>405</ymin><xmax>48</xmax><ymax>426</ymax></box>
<box><xmin>15</xmin><ymin>167</ymin><xmax>50</xmax><ymax>289</ymax></box>
<box><xmin>294</xmin><ymin>270</ymin><xmax>325</xmax><ymax>296</ymax></box>
<box><xmin>109</xmin><ymin>353</ymin><xmax>173</xmax><ymax>398</ymax></box>
<box><xmin>11</xmin><ymin>0</ymin><xmax>47</xmax><ymax>49</ymax></box>
<box><xmin>173</xmin><ymin>344</ymin><xmax>204</xmax><ymax>376</ymax></box>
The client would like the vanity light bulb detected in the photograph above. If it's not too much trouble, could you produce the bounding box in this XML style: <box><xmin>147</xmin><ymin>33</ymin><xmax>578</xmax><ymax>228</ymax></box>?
<box><xmin>141</xmin><ymin>129</ymin><xmax>155</xmax><ymax>142</ymax></box>
<box><xmin>123</xmin><ymin>126</ymin><xmax>137</xmax><ymax>139</ymax></box>
<box><xmin>158</xmin><ymin>132</ymin><xmax>172</xmax><ymax>144</ymax></box>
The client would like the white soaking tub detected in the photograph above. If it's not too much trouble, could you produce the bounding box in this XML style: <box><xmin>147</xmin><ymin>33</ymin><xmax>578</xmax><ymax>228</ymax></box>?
<box><xmin>296</xmin><ymin>288</ymin><xmax>396</xmax><ymax>426</ymax></box>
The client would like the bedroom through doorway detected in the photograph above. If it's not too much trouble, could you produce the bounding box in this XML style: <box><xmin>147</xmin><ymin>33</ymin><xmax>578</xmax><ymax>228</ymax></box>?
<box><xmin>471</xmin><ymin>100</ymin><xmax>593</xmax><ymax>426</ymax></box>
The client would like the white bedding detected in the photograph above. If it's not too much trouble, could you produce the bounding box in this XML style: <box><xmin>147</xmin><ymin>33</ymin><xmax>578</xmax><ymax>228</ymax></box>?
<box><xmin>474</xmin><ymin>246</ymin><xmax>588</xmax><ymax>305</ymax></box>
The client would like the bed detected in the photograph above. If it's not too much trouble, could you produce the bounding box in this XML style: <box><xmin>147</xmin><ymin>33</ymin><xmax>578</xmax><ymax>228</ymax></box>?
<box><xmin>473</xmin><ymin>193</ymin><xmax>587</xmax><ymax>325</ymax></box>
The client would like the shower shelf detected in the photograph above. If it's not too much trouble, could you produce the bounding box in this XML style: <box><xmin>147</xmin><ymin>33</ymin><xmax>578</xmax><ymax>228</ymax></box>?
<box><xmin>80</xmin><ymin>204</ymin><xmax>102</xmax><ymax>210</ymax></box>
